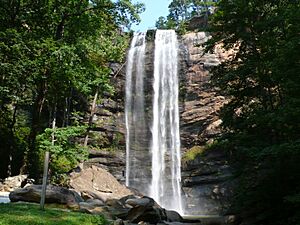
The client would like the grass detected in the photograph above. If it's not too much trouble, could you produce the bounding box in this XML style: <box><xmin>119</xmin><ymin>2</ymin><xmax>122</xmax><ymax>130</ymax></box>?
<box><xmin>0</xmin><ymin>203</ymin><xmax>107</xmax><ymax>225</ymax></box>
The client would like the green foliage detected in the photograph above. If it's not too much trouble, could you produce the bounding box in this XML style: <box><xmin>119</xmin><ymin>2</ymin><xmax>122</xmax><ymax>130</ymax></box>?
<box><xmin>0</xmin><ymin>203</ymin><xmax>107</xmax><ymax>225</ymax></box>
<box><xmin>155</xmin><ymin>0</ymin><xmax>217</xmax><ymax>32</ymax></box>
<box><xmin>183</xmin><ymin>146</ymin><xmax>206</xmax><ymax>161</ymax></box>
<box><xmin>0</xmin><ymin>0</ymin><xmax>142</xmax><ymax>179</ymax></box>
<box><xmin>208</xmin><ymin>0</ymin><xmax>300</xmax><ymax>224</ymax></box>
<box><xmin>36</xmin><ymin>126</ymin><xmax>88</xmax><ymax>176</ymax></box>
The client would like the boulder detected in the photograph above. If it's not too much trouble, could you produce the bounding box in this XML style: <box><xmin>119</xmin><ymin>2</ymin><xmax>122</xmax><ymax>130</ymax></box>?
<box><xmin>0</xmin><ymin>175</ymin><xmax>30</xmax><ymax>192</ymax></box>
<box><xmin>122</xmin><ymin>196</ymin><xmax>168</xmax><ymax>224</ymax></box>
<box><xmin>69</xmin><ymin>165</ymin><xmax>132</xmax><ymax>202</ymax></box>
<box><xmin>165</xmin><ymin>210</ymin><xmax>184</xmax><ymax>222</ymax></box>
<box><xmin>125</xmin><ymin>197</ymin><xmax>154</xmax><ymax>207</ymax></box>
<box><xmin>9</xmin><ymin>184</ymin><xmax>83</xmax><ymax>208</ymax></box>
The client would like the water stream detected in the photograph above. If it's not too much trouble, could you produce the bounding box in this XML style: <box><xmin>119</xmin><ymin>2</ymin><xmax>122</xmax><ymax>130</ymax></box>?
<box><xmin>125</xmin><ymin>30</ymin><xmax>183</xmax><ymax>214</ymax></box>
<box><xmin>125</xmin><ymin>32</ymin><xmax>147</xmax><ymax>188</ymax></box>
<box><xmin>150</xmin><ymin>30</ymin><xmax>183</xmax><ymax>213</ymax></box>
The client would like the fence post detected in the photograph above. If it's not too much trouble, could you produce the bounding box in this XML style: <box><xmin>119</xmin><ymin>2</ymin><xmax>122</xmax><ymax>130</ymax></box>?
<box><xmin>40</xmin><ymin>151</ymin><xmax>49</xmax><ymax>210</ymax></box>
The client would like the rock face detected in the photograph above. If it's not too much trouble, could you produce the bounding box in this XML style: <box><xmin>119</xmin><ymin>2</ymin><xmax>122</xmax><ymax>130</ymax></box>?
<box><xmin>88</xmin><ymin>31</ymin><xmax>235</xmax><ymax>216</ymax></box>
<box><xmin>182</xmin><ymin>148</ymin><xmax>235</xmax><ymax>215</ymax></box>
<box><xmin>84</xmin><ymin>149</ymin><xmax>126</xmax><ymax>183</ymax></box>
<box><xmin>179</xmin><ymin>32</ymin><xmax>228</xmax><ymax>148</ymax></box>
<box><xmin>179</xmin><ymin>32</ymin><xmax>234</xmax><ymax>215</ymax></box>
<box><xmin>9</xmin><ymin>184</ymin><xmax>83</xmax><ymax>207</ymax></box>
<box><xmin>84</xmin><ymin>62</ymin><xmax>127</xmax><ymax>183</ymax></box>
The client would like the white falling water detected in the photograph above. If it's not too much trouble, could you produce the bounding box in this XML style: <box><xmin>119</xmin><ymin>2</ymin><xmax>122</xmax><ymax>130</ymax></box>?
<box><xmin>150</xmin><ymin>30</ymin><xmax>183</xmax><ymax>214</ymax></box>
<box><xmin>125</xmin><ymin>30</ymin><xmax>183</xmax><ymax>214</ymax></box>
<box><xmin>125</xmin><ymin>32</ymin><xmax>147</xmax><ymax>187</ymax></box>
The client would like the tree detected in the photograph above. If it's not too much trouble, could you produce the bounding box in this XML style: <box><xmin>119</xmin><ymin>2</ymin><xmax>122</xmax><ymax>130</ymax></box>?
<box><xmin>0</xmin><ymin>0</ymin><xmax>144</xmax><ymax>179</ymax></box>
<box><xmin>155</xmin><ymin>0</ymin><xmax>218</xmax><ymax>32</ymax></box>
<box><xmin>207</xmin><ymin>0</ymin><xmax>300</xmax><ymax>224</ymax></box>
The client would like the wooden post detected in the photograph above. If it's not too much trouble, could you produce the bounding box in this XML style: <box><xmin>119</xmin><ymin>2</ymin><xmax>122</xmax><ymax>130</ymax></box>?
<box><xmin>40</xmin><ymin>151</ymin><xmax>49</xmax><ymax>210</ymax></box>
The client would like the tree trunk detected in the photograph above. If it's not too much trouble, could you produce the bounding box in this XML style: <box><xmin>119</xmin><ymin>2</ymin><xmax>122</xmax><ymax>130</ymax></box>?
<box><xmin>7</xmin><ymin>103</ymin><xmax>18</xmax><ymax>177</ymax></box>
<box><xmin>51</xmin><ymin>103</ymin><xmax>57</xmax><ymax>146</ymax></box>
<box><xmin>84</xmin><ymin>90</ymin><xmax>99</xmax><ymax>147</ymax></box>
<box><xmin>26</xmin><ymin>81</ymin><xmax>47</xmax><ymax>179</ymax></box>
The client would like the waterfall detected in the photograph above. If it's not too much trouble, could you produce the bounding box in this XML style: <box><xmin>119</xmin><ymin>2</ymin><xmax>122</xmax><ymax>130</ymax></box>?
<box><xmin>125</xmin><ymin>32</ymin><xmax>147</xmax><ymax>187</ymax></box>
<box><xmin>125</xmin><ymin>30</ymin><xmax>183</xmax><ymax>214</ymax></box>
<box><xmin>150</xmin><ymin>30</ymin><xmax>183</xmax><ymax>213</ymax></box>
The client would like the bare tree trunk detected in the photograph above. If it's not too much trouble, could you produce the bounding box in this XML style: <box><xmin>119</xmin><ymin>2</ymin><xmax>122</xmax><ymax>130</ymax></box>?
<box><xmin>62</xmin><ymin>97</ymin><xmax>68</xmax><ymax>127</ymax></box>
<box><xmin>84</xmin><ymin>90</ymin><xmax>98</xmax><ymax>147</ymax></box>
<box><xmin>7</xmin><ymin>103</ymin><xmax>18</xmax><ymax>177</ymax></box>
<box><xmin>51</xmin><ymin>103</ymin><xmax>57</xmax><ymax>146</ymax></box>
<box><xmin>26</xmin><ymin>80</ymin><xmax>47</xmax><ymax>179</ymax></box>
<box><xmin>62</xmin><ymin>87</ymin><xmax>72</xmax><ymax>127</ymax></box>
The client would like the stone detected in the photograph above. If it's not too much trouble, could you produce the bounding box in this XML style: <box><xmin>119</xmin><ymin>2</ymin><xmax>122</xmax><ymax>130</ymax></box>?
<box><xmin>9</xmin><ymin>184</ymin><xmax>83</xmax><ymax>208</ymax></box>
<box><xmin>85</xmin><ymin>198</ymin><xmax>105</xmax><ymax>206</ymax></box>
<box><xmin>165</xmin><ymin>210</ymin><xmax>184</xmax><ymax>222</ymax></box>
<box><xmin>0</xmin><ymin>175</ymin><xmax>29</xmax><ymax>192</ymax></box>
<box><xmin>69</xmin><ymin>166</ymin><xmax>132</xmax><ymax>202</ymax></box>
<box><xmin>125</xmin><ymin>197</ymin><xmax>153</xmax><ymax>207</ymax></box>
<box><xmin>123</xmin><ymin>197</ymin><xmax>168</xmax><ymax>224</ymax></box>
<box><xmin>179</xmin><ymin>33</ymin><xmax>235</xmax><ymax>215</ymax></box>
<box><xmin>114</xmin><ymin>219</ymin><xmax>124</xmax><ymax>225</ymax></box>
<box><xmin>79</xmin><ymin>204</ymin><xmax>114</xmax><ymax>219</ymax></box>
<box><xmin>223</xmin><ymin>215</ymin><xmax>241</xmax><ymax>225</ymax></box>
<box><xmin>83</xmin><ymin>149</ymin><xmax>126</xmax><ymax>184</ymax></box>
<box><xmin>180</xmin><ymin>32</ymin><xmax>229</xmax><ymax>148</ymax></box>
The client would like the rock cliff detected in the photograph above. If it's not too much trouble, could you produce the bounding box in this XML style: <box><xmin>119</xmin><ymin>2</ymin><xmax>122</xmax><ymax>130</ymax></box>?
<box><xmin>179</xmin><ymin>32</ymin><xmax>234</xmax><ymax>215</ymax></box>
<box><xmin>84</xmin><ymin>62</ymin><xmax>127</xmax><ymax>183</ymax></box>
<box><xmin>87</xmin><ymin>31</ymin><xmax>235</xmax><ymax>216</ymax></box>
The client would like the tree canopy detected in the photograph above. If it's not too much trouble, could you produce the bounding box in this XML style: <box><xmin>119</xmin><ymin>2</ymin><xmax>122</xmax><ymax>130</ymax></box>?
<box><xmin>155</xmin><ymin>0</ymin><xmax>218</xmax><ymax>33</ymax></box>
<box><xmin>207</xmin><ymin>0</ymin><xmax>300</xmax><ymax>224</ymax></box>
<box><xmin>0</xmin><ymin>0</ymin><xmax>144</xmax><ymax>180</ymax></box>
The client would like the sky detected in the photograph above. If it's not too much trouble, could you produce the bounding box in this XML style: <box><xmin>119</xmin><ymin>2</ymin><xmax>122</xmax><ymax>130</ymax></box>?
<box><xmin>131</xmin><ymin>0</ymin><xmax>170</xmax><ymax>31</ymax></box>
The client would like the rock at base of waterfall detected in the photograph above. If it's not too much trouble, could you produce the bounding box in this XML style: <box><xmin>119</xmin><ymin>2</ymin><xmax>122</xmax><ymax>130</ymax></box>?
<box><xmin>165</xmin><ymin>210</ymin><xmax>184</xmax><ymax>222</ymax></box>
<box><xmin>69</xmin><ymin>165</ymin><xmax>132</xmax><ymax>202</ymax></box>
<box><xmin>125</xmin><ymin>197</ymin><xmax>154</xmax><ymax>207</ymax></box>
<box><xmin>81</xmin><ymin>194</ymin><xmax>186</xmax><ymax>224</ymax></box>
<box><xmin>9</xmin><ymin>184</ymin><xmax>83</xmax><ymax>208</ymax></box>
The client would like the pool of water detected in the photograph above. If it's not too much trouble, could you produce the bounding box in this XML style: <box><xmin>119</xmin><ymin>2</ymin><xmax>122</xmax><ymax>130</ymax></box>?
<box><xmin>0</xmin><ymin>192</ymin><xmax>10</xmax><ymax>203</ymax></box>
<box><xmin>182</xmin><ymin>215</ymin><xmax>225</xmax><ymax>225</ymax></box>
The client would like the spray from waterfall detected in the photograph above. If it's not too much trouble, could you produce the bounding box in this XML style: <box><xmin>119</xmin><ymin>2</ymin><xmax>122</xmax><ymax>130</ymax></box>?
<box><xmin>125</xmin><ymin>30</ymin><xmax>183</xmax><ymax>214</ymax></box>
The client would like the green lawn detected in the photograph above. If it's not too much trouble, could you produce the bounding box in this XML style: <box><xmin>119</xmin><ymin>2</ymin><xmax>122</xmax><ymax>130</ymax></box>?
<box><xmin>0</xmin><ymin>203</ymin><xmax>107</xmax><ymax>225</ymax></box>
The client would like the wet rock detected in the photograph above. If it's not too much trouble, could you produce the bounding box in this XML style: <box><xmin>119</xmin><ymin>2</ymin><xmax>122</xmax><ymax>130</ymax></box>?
<box><xmin>182</xmin><ymin>147</ymin><xmax>235</xmax><ymax>215</ymax></box>
<box><xmin>224</xmin><ymin>215</ymin><xmax>240</xmax><ymax>225</ymax></box>
<box><xmin>165</xmin><ymin>210</ymin><xmax>184</xmax><ymax>222</ymax></box>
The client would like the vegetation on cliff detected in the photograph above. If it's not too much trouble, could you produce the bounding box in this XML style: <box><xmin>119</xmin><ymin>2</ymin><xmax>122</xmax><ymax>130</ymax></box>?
<box><xmin>207</xmin><ymin>0</ymin><xmax>300</xmax><ymax>224</ymax></box>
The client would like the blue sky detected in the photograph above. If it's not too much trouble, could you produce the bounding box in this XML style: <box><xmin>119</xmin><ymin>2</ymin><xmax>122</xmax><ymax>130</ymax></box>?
<box><xmin>131</xmin><ymin>0</ymin><xmax>170</xmax><ymax>31</ymax></box>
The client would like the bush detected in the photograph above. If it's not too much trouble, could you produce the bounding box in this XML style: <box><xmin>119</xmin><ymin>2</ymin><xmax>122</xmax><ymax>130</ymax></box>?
<box><xmin>36</xmin><ymin>126</ymin><xmax>88</xmax><ymax>181</ymax></box>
